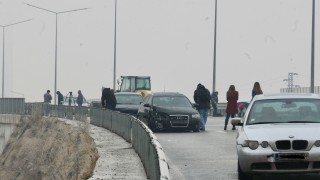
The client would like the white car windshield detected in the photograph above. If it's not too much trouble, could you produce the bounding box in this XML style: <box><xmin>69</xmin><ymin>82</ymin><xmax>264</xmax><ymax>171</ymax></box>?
<box><xmin>246</xmin><ymin>99</ymin><xmax>320</xmax><ymax>125</ymax></box>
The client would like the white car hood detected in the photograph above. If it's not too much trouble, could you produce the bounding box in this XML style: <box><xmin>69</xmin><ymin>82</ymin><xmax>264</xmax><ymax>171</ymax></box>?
<box><xmin>243</xmin><ymin>123</ymin><xmax>320</xmax><ymax>141</ymax></box>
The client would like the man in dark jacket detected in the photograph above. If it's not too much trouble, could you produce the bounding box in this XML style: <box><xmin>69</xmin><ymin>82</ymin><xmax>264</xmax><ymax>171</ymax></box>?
<box><xmin>193</xmin><ymin>83</ymin><xmax>211</xmax><ymax>131</ymax></box>
<box><xmin>76</xmin><ymin>90</ymin><xmax>84</xmax><ymax>106</ymax></box>
<box><xmin>101</xmin><ymin>88</ymin><xmax>117</xmax><ymax>110</ymax></box>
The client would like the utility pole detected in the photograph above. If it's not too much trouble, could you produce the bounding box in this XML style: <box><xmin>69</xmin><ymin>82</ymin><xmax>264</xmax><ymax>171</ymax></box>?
<box><xmin>283</xmin><ymin>72</ymin><xmax>298</xmax><ymax>93</ymax></box>
<box><xmin>1</xmin><ymin>19</ymin><xmax>31</xmax><ymax>98</ymax></box>
<box><xmin>113</xmin><ymin>0</ymin><xmax>117</xmax><ymax>91</ymax></box>
<box><xmin>212</xmin><ymin>0</ymin><xmax>218</xmax><ymax>93</ymax></box>
<box><xmin>26</xmin><ymin>3</ymin><xmax>88</xmax><ymax>104</ymax></box>
<box><xmin>310</xmin><ymin>0</ymin><xmax>315</xmax><ymax>93</ymax></box>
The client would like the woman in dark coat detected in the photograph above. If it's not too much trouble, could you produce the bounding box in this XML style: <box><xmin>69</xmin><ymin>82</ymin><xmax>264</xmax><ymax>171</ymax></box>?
<box><xmin>224</xmin><ymin>85</ymin><xmax>238</xmax><ymax>130</ymax></box>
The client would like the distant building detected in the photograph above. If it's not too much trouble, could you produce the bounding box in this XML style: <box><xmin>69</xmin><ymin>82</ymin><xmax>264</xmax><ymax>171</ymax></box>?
<box><xmin>280</xmin><ymin>86</ymin><xmax>320</xmax><ymax>94</ymax></box>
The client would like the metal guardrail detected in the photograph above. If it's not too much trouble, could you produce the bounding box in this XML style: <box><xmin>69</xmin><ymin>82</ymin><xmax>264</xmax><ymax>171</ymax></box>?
<box><xmin>209</xmin><ymin>102</ymin><xmax>227</xmax><ymax>116</ymax></box>
<box><xmin>0</xmin><ymin>98</ymin><xmax>25</xmax><ymax>114</ymax></box>
<box><xmin>111</xmin><ymin>111</ymin><xmax>132</xmax><ymax>142</ymax></box>
<box><xmin>132</xmin><ymin>119</ymin><xmax>170</xmax><ymax>180</ymax></box>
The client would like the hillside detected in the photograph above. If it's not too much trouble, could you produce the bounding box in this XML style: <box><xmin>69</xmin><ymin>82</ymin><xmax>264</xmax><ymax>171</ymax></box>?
<box><xmin>0</xmin><ymin>116</ymin><xmax>99</xmax><ymax>180</ymax></box>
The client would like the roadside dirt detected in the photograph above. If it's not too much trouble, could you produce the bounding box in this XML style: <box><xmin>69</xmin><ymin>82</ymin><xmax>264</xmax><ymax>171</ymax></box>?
<box><xmin>0</xmin><ymin>116</ymin><xmax>99</xmax><ymax>180</ymax></box>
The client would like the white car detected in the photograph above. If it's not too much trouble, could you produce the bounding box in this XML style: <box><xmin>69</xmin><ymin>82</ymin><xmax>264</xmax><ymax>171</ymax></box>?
<box><xmin>232</xmin><ymin>93</ymin><xmax>320</xmax><ymax>180</ymax></box>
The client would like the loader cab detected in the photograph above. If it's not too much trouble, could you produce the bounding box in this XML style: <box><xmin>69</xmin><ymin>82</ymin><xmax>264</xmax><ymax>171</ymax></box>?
<box><xmin>119</xmin><ymin>76</ymin><xmax>151</xmax><ymax>97</ymax></box>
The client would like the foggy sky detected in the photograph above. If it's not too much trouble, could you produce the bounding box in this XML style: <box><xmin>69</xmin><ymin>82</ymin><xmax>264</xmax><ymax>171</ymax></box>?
<box><xmin>0</xmin><ymin>0</ymin><xmax>319</xmax><ymax>103</ymax></box>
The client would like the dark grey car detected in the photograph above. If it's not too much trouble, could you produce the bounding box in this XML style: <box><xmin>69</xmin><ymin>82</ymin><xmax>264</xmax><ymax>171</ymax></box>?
<box><xmin>137</xmin><ymin>92</ymin><xmax>201</xmax><ymax>132</ymax></box>
<box><xmin>115</xmin><ymin>92</ymin><xmax>143</xmax><ymax>117</ymax></box>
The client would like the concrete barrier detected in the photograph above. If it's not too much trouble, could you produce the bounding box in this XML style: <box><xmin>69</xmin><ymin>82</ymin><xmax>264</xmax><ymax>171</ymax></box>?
<box><xmin>0</xmin><ymin>114</ymin><xmax>21</xmax><ymax>153</ymax></box>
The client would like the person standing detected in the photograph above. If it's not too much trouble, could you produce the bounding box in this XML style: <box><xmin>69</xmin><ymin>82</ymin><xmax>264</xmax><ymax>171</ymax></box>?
<box><xmin>224</xmin><ymin>85</ymin><xmax>238</xmax><ymax>130</ymax></box>
<box><xmin>211</xmin><ymin>91</ymin><xmax>219</xmax><ymax>116</ymax></box>
<box><xmin>65</xmin><ymin>92</ymin><xmax>75</xmax><ymax>106</ymax></box>
<box><xmin>193</xmin><ymin>83</ymin><xmax>211</xmax><ymax>131</ymax></box>
<box><xmin>56</xmin><ymin>91</ymin><xmax>64</xmax><ymax>105</ymax></box>
<box><xmin>43</xmin><ymin>90</ymin><xmax>52</xmax><ymax>116</ymax></box>
<box><xmin>252</xmin><ymin>82</ymin><xmax>263</xmax><ymax>100</ymax></box>
<box><xmin>76</xmin><ymin>90</ymin><xmax>84</xmax><ymax>106</ymax></box>
<box><xmin>44</xmin><ymin>90</ymin><xmax>52</xmax><ymax>103</ymax></box>
<box><xmin>101</xmin><ymin>88</ymin><xmax>117</xmax><ymax>110</ymax></box>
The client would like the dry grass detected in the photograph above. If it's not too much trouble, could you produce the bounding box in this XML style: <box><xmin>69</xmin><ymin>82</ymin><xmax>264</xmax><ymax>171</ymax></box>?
<box><xmin>0</xmin><ymin>114</ymin><xmax>99</xmax><ymax>180</ymax></box>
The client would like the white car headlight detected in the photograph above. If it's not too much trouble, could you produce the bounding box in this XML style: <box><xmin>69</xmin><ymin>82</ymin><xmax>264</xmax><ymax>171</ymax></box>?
<box><xmin>314</xmin><ymin>140</ymin><xmax>320</xmax><ymax>147</ymax></box>
<box><xmin>261</xmin><ymin>141</ymin><xmax>269</xmax><ymax>148</ymax></box>
<box><xmin>243</xmin><ymin>140</ymin><xmax>259</xmax><ymax>150</ymax></box>
<box><xmin>192</xmin><ymin>114</ymin><xmax>200</xmax><ymax>119</ymax></box>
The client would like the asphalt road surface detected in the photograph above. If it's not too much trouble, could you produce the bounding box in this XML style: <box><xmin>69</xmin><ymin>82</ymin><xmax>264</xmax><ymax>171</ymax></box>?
<box><xmin>156</xmin><ymin>116</ymin><xmax>320</xmax><ymax>180</ymax></box>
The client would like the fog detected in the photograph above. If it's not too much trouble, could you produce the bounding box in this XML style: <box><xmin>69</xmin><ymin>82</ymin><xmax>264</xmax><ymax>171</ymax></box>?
<box><xmin>0</xmin><ymin>0</ymin><xmax>319</xmax><ymax>103</ymax></box>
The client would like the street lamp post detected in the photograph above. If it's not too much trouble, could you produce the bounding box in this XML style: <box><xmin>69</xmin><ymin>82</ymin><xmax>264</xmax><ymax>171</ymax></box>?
<box><xmin>1</xmin><ymin>19</ymin><xmax>31</xmax><ymax>98</ymax></box>
<box><xmin>212</xmin><ymin>0</ymin><xmax>218</xmax><ymax>93</ymax></box>
<box><xmin>26</xmin><ymin>3</ymin><xmax>88</xmax><ymax>104</ymax></box>
<box><xmin>310</xmin><ymin>0</ymin><xmax>315</xmax><ymax>93</ymax></box>
<box><xmin>113</xmin><ymin>0</ymin><xmax>117</xmax><ymax>91</ymax></box>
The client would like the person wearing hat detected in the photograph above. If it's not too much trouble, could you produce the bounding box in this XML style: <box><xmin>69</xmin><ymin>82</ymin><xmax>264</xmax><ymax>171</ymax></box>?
<box><xmin>193</xmin><ymin>83</ymin><xmax>211</xmax><ymax>131</ymax></box>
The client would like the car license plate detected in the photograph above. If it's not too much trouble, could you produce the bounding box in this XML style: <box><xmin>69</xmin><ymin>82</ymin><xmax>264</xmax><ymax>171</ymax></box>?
<box><xmin>273</xmin><ymin>153</ymin><xmax>309</xmax><ymax>161</ymax></box>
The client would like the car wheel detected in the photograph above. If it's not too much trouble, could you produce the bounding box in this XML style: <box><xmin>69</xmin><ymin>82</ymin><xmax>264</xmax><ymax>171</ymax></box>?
<box><xmin>193</xmin><ymin>122</ymin><xmax>200</xmax><ymax>132</ymax></box>
<box><xmin>238</xmin><ymin>160</ymin><xmax>253</xmax><ymax>180</ymax></box>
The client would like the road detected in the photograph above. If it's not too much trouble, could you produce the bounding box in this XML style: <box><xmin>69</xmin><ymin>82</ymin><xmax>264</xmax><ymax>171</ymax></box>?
<box><xmin>156</xmin><ymin>116</ymin><xmax>320</xmax><ymax>180</ymax></box>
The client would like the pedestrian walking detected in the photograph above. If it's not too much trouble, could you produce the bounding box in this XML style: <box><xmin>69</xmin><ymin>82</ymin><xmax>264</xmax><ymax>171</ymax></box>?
<box><xmin>76</xmin><ymin>90</ymin><xmax>84</xmax><ymax>106</ymax></box>
<box><xmin>224</xmin><ymin>85</ymin><xmax>238</xmax><ymax>130</ymax></box>
<box><xmin>56</xmin><ymin>91</ymin><xmax>64</xmax><ymax>105</ymax></box>
<box><xmin>211</xmin><ymin>91</ymin><xmax>219</xmax><ymax>116</ymax></box>
<box><xmin>193</xmin><ymin>83</ymin><xmax>211</xmax><ymax>131</ymax></box>
<box><xmin>252</xmin><ymin>82</ymin><xmax>263</xmax><ymax>100</ymax></box>
<box><xmin>101</xmin><ymin>87</ymin><xmax>117</xmax><ymax>110</ymax></box>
